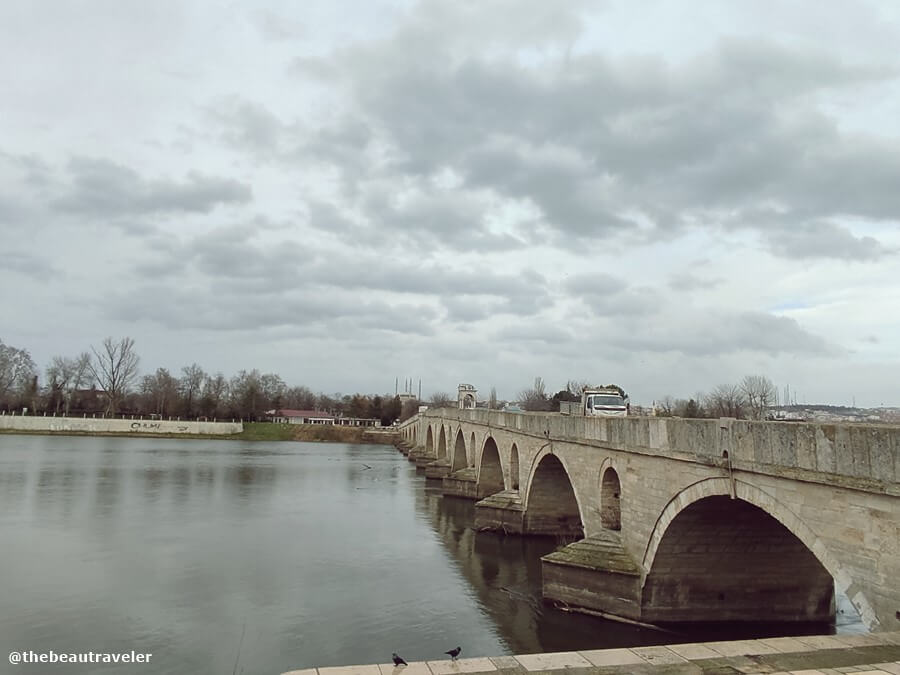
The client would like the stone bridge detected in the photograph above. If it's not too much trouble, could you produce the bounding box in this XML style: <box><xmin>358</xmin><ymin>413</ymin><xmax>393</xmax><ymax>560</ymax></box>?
<box><xmin>396</xmin><ymin>408</ymin><xmax>900</xmax><ymax>633</ymax></box>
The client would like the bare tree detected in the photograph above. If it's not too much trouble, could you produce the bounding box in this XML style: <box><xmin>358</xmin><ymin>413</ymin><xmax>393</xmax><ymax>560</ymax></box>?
<box><xmin>704</xmin><ymin>383</ymin><xmax>746</xmax><ymax>419</ymax></box>
<box><xmin>740</xmin><ymin>374</ymin><xmax>776</xmax><ymax>420</ymax></box>
<box><xmin>655</xmin><ymin>396</ymin><xmax>675</xmax><ymax>417</ymax></box>
<box><xmin>46</xmin><ymin>352</ymin><xmax>92</xmax><ymax>415</ymax></box>
<box><xmin>140</xmin><ymin>368</ymin><xmax>179</xmax><ymax>417</ymax></box>
<box><xmin>284</xmin><ymin>385</ymin><xmax>317</xmax><ymax>410</ymax></box>
<box><xmin>399</xmin><ymin>398</ymin><xmax>421</xmax><ymax>421</ymax></box>
<box><xmin>566</xmin><ymin>380</ymin><xmax>591</xmax><ymax>396</ymax></box>
<box><xmin>0</xmin><ymin>339</ymin><xmax>37</xmax><ymax>408</ymax></box>
<box><xmin>519</xmin><ymin>376</ymin><xmax>551</xmax><ymax>412</ymax></box>
<box><xmin>488</xmin><ymin>386</ymin><xmax>498</xmax><ymax>410</ymax></box>
<box><xmin>199</xmin><ymin>372</ymin><xmax>228</xmax><ymax>418</ymax></box>
<box><xmin>429</xmin><ymin>391</ymin><xmax>454</xmax><ymax>408</ymax></box>
<box><xmin>179</xmin><ymin>363</ymin><xmax>206</xmax><ymax>418</ymax></box>
<box><xmin>89</xmin><ymin>337</ymin><xmax>140</xmax><ymax>416</ymax></box>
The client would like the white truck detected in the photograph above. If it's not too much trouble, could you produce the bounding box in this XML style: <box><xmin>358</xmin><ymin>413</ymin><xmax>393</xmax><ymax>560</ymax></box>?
<box><xmin>581</xmin><ymin>387</ymin><xmax>629</xmax><ymax>417</ymax></box>
<box><xmin>560</xmin><ymin>387</ymin><xmax>629</xmax><ymax>417</ymax></box>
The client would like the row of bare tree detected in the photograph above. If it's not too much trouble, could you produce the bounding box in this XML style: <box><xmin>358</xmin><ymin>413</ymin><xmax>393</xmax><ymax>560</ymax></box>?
<box><xmin>0</xmin><ymin>336</ymin><xmax>403</xmax><ymax>424</ymax></box>
<box><xmin>655</xmin><ymin>375</ymin><xmax>778</xmax><ymax>420</ymax></box>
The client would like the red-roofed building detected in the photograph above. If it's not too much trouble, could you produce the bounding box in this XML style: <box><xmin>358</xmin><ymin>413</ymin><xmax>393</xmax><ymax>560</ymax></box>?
<box><xmin>271</xmin><ymin>409</ymin><xmax>335</xmax><ymax>425</ymax></box>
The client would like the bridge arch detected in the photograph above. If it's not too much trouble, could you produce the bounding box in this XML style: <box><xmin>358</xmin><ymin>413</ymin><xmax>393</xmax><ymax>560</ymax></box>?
<box><xmin>451</xmin><ymin>429</ymin><xmax>467</xmax><ymax>472</ymax></box>
<box><xmin>600</xmin><ymin>466</ymin><xmax>621</xmax><ymax>530</ymax></box>
<box><xmin>477</xmin><ymin>436</ymin><xmax>504</xmax><ymax>498</ymax></box>
<box><xmin>508</xmin><ymin>443</ymin><xmax>520</xmax><ymax>491</ymax></box>
<box><xmin>523</xmin><ymin>450</ymin><xmax>585</xmax><ymax>537</ymax></box>
<box><xmin>641</xmin><ymin>477</ymin><xmax>877</xmax><ymax>628</ymax></box>
<box><xmin>425</xmin><ymin>426</ymin><xmax>434</xmax><ymax>456</ymax></box>
<box><xmin>437</xmin><ymin>426</ymin><xmax>447</xmax><ymax>460</ymax></box>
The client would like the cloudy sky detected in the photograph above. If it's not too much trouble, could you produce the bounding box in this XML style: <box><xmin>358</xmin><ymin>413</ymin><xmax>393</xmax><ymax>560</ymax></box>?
<box><xmin>2</xmin><ymin>0</ymin><xmax>899</xmax><ymax>407</ymax></box>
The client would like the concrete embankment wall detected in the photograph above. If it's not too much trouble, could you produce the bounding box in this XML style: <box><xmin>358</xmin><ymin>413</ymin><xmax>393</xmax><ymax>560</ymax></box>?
<box><xmin>0</xmin><ymin>414</ymin><xmax>242</xmax><ymax>436</ymax></box>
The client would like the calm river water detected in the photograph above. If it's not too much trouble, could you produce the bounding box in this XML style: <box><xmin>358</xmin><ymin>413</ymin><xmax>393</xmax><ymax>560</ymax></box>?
<box><xmin>0</xmin><ymin>435</ymin><xmax>847</xmax><ymax>674</ymax></box>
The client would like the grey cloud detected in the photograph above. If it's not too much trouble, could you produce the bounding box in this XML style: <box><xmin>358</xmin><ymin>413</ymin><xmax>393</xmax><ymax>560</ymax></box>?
<box><xmin>563</xmin><ymin>273</ymin><xmax>659</xmax><ymax>317</ymax></box>
<box><xmin>287</xmin><ymin>22</ymin><xmax>900</xmax><ymax>256</ymax></box>
<box><xmin>213</xmin><ymin>98</ymin><xmax>287</xmax><ymax>157</ymax></box>
<box><xmin>621</xmin><ymin>310</ymin><xmax>838</xmax><ymax>357</ymax></box>
<box><xmin>766</xmin><ymin>221</ymin><xmax>895</xmax><ymax>261</ymax></box>
<box><xmin>53</xmin><ymin>157</ymin><xmax>252</xmax><ymax>217</ymax></box>
<box><xmin>102</xmin><ymin>281</ymin><xmax>439</xmax><ymax>336</ymax></box>
<box><xmin>0</xmin><ymin>250</ymin><xmax>57</xmax><ymax>280</ymax></box>
<box><xmin>494</xmin><ymin>322</ymin><xmax>573</xmax><ymax>344</ymax></box>
<box><xmin>248</xmin><ymin>9</ymin><xmax>305</xmax><ymax>41</ymax></box>
<box><xmin>668</xmin><ymin>273</ymin><xmax>722</xmax><ymax>292</ymax></box>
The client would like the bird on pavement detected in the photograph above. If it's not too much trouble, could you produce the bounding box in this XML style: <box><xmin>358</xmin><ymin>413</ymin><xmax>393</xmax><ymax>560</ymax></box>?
<box><xmin>392</xmin><ymin>653</ymin><xmax>408</xmax><ymax>667</ymax></box>
<box><xmin>445</xmin><ymin>647</ymin><xmax>461</xmax><ymax>661</ymax></box>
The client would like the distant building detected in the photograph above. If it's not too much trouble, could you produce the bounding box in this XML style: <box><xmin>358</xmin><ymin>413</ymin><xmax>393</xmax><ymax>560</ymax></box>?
<box><xmin>270</xmin><ymin>409</ymin><xmax>336</xmax><ymax>425</ymax></box>
<box><xmin>268</xmin><ymin>409</ymin><xmax>379</xmax><ymax>427</ymax></box>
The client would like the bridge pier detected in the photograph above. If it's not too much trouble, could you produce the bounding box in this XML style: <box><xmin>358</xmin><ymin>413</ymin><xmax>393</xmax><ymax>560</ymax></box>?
<box><xmin>424</xmin><ymin>459</ymin><xmax>452</xmax><ymax>479</ymax></box>
<box><xmin>542</xmin><ymin>532</ymin><xmax>643</xmax><ymax>621</ymax></box>
<box><xmin>474</xmin><ymin>490</ymin><xmax>524</xmax><ymax>533</ymax></box>
<box><xmin>442</xmin><ymin>468</ymin><xmax>478</xmax><ymax>499</ymax></box>
<box><xmin>408</xmin><ymin>447</ymin><xmax>436</xmax><ymax>467</ymax></box>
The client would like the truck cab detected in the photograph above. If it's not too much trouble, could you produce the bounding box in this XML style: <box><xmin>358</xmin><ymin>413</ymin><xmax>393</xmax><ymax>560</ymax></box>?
<box><xmin>582</xmin><ymin>389</ymin><xmax>628</xmax><ymax>417</ymax></box>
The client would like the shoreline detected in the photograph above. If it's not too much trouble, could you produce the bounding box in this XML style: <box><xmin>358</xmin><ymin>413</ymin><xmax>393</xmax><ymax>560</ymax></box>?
<box><xmin>0</xmin><ymin>422</ymin><xmax>399</xmax><ymax>445</ymax></box>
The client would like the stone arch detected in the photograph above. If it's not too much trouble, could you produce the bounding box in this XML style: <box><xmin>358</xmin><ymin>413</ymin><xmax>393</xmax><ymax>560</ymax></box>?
<box><xmin>451</xmin><ymin>429</ymin><xmax>467</xmax><ymax>472</ymax></box>
<box><xmin>477</xmin><ymin>436</ymin><xmax>504</xmax><ymax>498</ymax></box>
<box><xmin>425</xmin><ymin>426</ymin><xmax>434</xmax><ymax>455</ymax></box>
<box><xmin>642</xmin><ymin>477</ymin><xmax>877</xmax><ymax>628</ymax></box>
<box><xmin>523</xmin><ymin>451</ymin><xmax>585</xmax><ymax>537</ymax></box>
<box><xmin>600</xmin><ymin>466</ymin><xmax>621</xmax><ymax>530</ymax></box>
<box><xmin>508</xmin><ymin>443</ymin><xmax>520</xmax><ymax>491</ymax></box>
<box><xmin>437</xmin><ymin>425</ymin><xmax>447</xmax><ymax>460</ymax></box>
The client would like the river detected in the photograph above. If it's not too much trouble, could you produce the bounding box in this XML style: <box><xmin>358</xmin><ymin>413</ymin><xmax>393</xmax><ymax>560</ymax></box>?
<box><xmin>0</xmin><ymin>435</ymin><xmax>851</xmax><ymax>674</ymax></box>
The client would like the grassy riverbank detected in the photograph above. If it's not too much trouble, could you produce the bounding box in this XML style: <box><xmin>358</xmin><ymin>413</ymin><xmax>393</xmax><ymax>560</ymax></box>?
<box><xmin>230</xmin><ymin>422</ymin><xmax>397</xmax><ymax>444</ymax></box>
<box><xmin>1</xmin><ymin>422</ymin><xmax>397</xmax><ymax>444</ymax></box>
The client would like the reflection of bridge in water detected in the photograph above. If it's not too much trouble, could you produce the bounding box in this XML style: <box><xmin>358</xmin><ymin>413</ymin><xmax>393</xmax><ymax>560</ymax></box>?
<box><xmin>399</xmin><ymin>409</ymin><xmax>900</xmax><ymax>634</ymax></box>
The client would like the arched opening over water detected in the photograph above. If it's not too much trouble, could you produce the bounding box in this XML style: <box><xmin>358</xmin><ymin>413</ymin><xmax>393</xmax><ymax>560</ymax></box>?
<box><xmin>642</xmin><ymin>495</ymin><xmax>838</xmax><ymax>625</ymax></box>
<box><xmin>451</xmin><ymin>429</ymin><xmax>467</xmax><ymax>472</ymax></box>
<box><xmin>425</xmin><ymin>426</ymin><xmax>433</xmax><ymax>455</ymax></box>
<box><xmin>437</xmin><ymin>426</ymin><xmax>447</xmax><ymax>460</ymax></box>
<box><xmin>477</xmin><ymin>437</ymin><xmax>504</xmax><ymax>498</ymax></box>
<box><xmin>508</xmin><ymin>444</ymin><xmax>520</xmax><ymax>491</ymax></box>
<box><xmin>524</xmin><ymin>454</ymin><xmax>584</xmax><ymax>538</ymax></box>
<box><xmin>600</xmin><ymin>467</ymin><xmax>621</xmax><ymax>530</ymax></box>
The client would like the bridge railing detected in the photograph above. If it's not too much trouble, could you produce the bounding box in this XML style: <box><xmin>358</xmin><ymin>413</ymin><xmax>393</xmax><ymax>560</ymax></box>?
<box><xmin>418</xmin><ymin>408</ymin><xmax>899</xmax><ymax>487</ymax></box>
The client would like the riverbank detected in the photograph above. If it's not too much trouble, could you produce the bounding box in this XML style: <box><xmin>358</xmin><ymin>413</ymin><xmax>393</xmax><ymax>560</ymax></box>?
<box><xmin>0</xmin><ymin>418</ymin><xmax>397</xmax><ymax>444</ymax></box>
<box><xmin>236</xmin><ymin>422</ymin><xmax>397</xmax><ymax>444</ymax></box>
<box><xmin>283</xmin><ymin>632</ymin><xmax>900</xmax><ymax>675</ymax></box>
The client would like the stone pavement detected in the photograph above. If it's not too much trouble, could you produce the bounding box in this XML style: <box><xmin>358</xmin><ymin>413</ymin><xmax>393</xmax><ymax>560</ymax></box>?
<box><xmin>283</xmin><ymin>631</ymin><xmax>900</xmax><ymax>675</ymax></box>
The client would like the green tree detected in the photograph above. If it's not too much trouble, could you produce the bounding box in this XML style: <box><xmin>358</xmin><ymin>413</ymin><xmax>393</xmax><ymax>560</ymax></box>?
<box><xmin>381</xmin><ymin>395</ymin><xmax>402</xmax><ymax>426</ymax></box>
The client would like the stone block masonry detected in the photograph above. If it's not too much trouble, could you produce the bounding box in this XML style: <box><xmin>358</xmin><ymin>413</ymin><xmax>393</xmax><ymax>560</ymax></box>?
<box><xmin>395</xmin><ymin>410</ymin><xmax>900</xmax><ymax>631</ymax></box>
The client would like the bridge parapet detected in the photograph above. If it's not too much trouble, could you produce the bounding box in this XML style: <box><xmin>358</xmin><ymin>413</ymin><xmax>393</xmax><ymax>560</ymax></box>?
<box><xmin>419</xmin><ymin>408</ymin><xmax>899</xmax><ymax>491</ymax></box>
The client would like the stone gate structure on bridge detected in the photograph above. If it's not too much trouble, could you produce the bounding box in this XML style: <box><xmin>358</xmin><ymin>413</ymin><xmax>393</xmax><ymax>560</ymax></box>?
<box><xmin>396</xmin><ymin>408</ymin><xmax>900</xmax><ymax>632</ymax></box>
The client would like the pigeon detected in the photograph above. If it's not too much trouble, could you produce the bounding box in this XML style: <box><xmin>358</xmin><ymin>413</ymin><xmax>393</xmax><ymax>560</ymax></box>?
<box><xmin>445</xmin><ymin>647</ymin><xmax>461</xmax><ymax>661</ymax></box>
<box><xmin>392</xmin><ymin>653</ymin><xmax>408</xmax><ymax>667</ymax></box>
